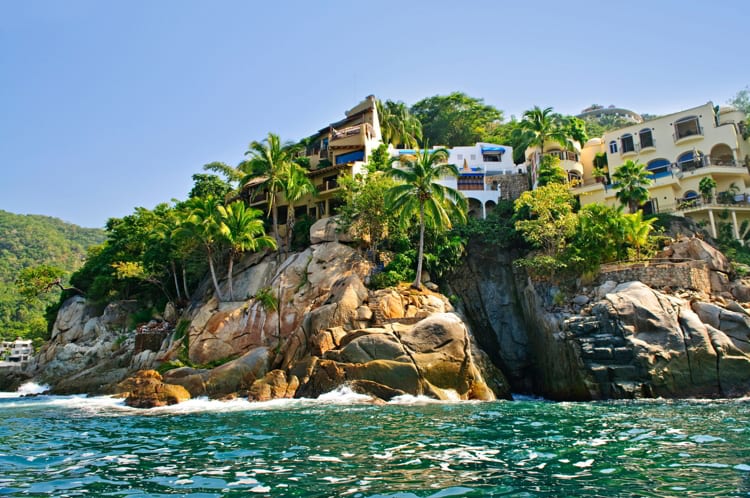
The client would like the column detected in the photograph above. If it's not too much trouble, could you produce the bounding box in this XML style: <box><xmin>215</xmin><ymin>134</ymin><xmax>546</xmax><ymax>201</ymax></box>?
<box><xmin>708</xmin><ymin>209</ymin><xmax>717</xmax><ymax>238</ymax></box>
<box><xmin>731</xmin><ymin>210</ymin><xmax>741</xmax><ymax>243</ymax></box>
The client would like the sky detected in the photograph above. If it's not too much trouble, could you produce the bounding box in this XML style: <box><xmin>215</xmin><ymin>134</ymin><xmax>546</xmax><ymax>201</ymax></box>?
<box><xmin>1</xmin><ymin>0</ymin><xmax>748</xmax><ymax>228</ymax></box>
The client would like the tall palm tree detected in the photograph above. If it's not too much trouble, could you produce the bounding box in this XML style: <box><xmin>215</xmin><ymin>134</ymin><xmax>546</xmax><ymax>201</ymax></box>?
<box><xmin>282</xmin><ymin>162</ymin><xmax>317</xmax><ymax>250</ymax></box>
<box><xmin>218</xmin><ymin>202</ymin><xmax>277</xmax><ymax>300</ymax></box>
<box><xmin>519</xmin><ymin>106</ymin><xmax>571</xmax><ymax>156</ymax></box>
<box><xmin>243</xmin><ymin>133</ymin><xmax>301</xmax><ymax>247</ymax></box>
<box><xmin>386</xmin><ymin>146</ymin><xmax>467</xmax><ymax>290</ymax></box>
<box><xmin>179</xmin><ymin>196</ymin><xmax>225</xmax><ymax>301</ymax></box>
<box><xmin>377</xmin><ymin>99</ymin><xmax>423</xmax><ymax>148</ymax></box>
<box><xmin>612</xmin><ymin>160</ymin><xmax>653</xmax><ymax>213</ymax></box>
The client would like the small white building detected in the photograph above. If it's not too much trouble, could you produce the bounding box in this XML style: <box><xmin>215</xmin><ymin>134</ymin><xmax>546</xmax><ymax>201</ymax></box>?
<box><xmin>1</xmin><ymin>338</ymin><xmax>33</xmax><ymax>364</ymax></box>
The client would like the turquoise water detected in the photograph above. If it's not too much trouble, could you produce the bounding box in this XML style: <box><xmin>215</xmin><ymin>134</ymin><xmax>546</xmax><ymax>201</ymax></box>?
<box><xmin>0</xmin><ymin>387</ymin><xmax>749</xmax><ymax>497</ymax></box>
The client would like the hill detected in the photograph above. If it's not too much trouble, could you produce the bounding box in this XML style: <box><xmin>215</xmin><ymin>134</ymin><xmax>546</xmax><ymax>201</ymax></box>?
<box><xmin>0</xmin><ymin>210</ymin><xmax>106</xmax><ymax>344</ymax></box>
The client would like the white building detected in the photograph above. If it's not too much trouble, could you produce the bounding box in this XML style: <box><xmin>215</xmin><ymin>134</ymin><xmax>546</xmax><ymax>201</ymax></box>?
<box><xmin>436</xmin><ymin>142</ymin><xmax>524</xmax><ymax>218</ymax></box>
<box><xmin>1</xmin><ymin>338</ymin><xmax>33</xmax><ymax>364</ymax></box>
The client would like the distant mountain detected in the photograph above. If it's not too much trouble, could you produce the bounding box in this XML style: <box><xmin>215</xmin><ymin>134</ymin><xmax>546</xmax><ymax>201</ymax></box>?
<box><xmin>0</xmin><ymin>210</ymin><xmax>106</xmax><ymax>343</ymax></box>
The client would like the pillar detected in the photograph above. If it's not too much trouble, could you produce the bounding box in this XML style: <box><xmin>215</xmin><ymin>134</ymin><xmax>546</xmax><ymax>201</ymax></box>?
<box><xmin>708</xmin><ymin>209</ymin><xmax>717</xmax><ymax>238</ymax></box>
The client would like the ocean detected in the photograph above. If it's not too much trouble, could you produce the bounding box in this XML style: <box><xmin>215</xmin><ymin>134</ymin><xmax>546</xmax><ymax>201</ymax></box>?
<box><xmin>1</xmin><ymin>383</ymin><xmax>748</xmax><ymax>497</ymax></box>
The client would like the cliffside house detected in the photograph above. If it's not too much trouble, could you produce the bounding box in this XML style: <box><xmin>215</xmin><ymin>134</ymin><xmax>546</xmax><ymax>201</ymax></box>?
<box><xmin>393</xmin><ymin>143</ymin><xmax>526</xmax><ymax>219</ymax></box>
<box><xmin>526</xmin><ymin>102</ymin><xmax>750</xmax><ymax>242</ymax></box>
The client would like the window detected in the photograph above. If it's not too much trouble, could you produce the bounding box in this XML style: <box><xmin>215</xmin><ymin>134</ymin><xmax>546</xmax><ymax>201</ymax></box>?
<box><xmin>470</xmin><ymin>154</ymin><xmax>476</xmax><ymax>160</ymax></box>
<box><xmin>639</xmin><ymin>128</ymin><xmax>654</xmax><ymax>149</ymax></box>
<box><xmin>621</xmin><ymin>134</ymin><xmax>635</xmax><ymax>154</ymax></box>
<box><xmin>457</xmin><ymin>154</ymin><xmax>463</xmax><ymax>160</ymax></box>
<box><xmin>674</xmin><ymin>116</ymin><xmax>701</xmax><ymax>141</ymax></box>
<box><xmin>609</xmin><ymin>141</ymin><xmax>618</xmax><ymax>154</ymax></box>
<box><xmin>482</xmin><ymin>153</ymin><xmax>501</xmax><ymax>162</ymax></box>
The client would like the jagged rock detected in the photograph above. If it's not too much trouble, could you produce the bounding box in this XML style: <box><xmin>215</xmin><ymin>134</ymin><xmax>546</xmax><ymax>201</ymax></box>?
<box><xmin>117</xmin><ymin>370</ymin><xmax>191</xmax><ymax>408</ymax></box>
<box><xmin>573</xmin><ymin>295</ymin><xmax>590</xmax><ymax>306</ymax></box>
<box><xmin>295</xmin><ymin>312</ymin><xmax>509</xmax><ymax>401</ymax></box>
<box><xmin>663</xmin><ymin>237</ymin><xmax>731</xmax><ymax>274</ymax></box>
<box><xmin>309</xmin><ymin>216</ymin><xmax>354</xmax><ymax>244</ymax></box>
<box><xmin>596</xmin><ymin>280</ymin><xmax>618</xmax><ymax>300</ymax></box>
<box><xmin>248</xmin><ymin>369</ymin><xmax>299</xmax><ymax>401</ymax></box>
<box><xmin>448</xmin><ymin>248</ymin><xmax>531</xmax><ymax>391</ymax></box>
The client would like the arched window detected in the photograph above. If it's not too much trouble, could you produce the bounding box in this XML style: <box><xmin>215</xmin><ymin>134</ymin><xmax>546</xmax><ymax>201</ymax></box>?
<box><xmin>684</xmin><ymin>190</ymin><xmax>699</xmax><ymax>200</ymax></box>
<box><xmin>647</xmin><ymin>158</ymin><xmax>671</xmax><ymax>178</ymax></box>
<box><xmin>609</xmin><ymin>140</ymin><xmax>618</xmax><ymax>154</ymax></box>
<box><xmin>621</xmin><ymin>133</ymin><xmax>635</xmax><ymax>153</ymax></box>
<box><xmin>677</xmin><ymin>150</ymin><xmax>703</xmax><ymax>170</ymax></box>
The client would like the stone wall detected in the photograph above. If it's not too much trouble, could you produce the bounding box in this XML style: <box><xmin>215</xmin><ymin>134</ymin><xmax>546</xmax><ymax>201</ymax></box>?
<box><xmin>598</xmin><ymin>260</ymin><xmax>710</xmax><ymax>292</ymax></box>
<box><xmin>497</xmin><ymin>174</ymin><xmax>529</xmax><ymax>202</ymax></box>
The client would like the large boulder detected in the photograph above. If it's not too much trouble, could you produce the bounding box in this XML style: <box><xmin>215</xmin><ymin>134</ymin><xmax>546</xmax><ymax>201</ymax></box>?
<box><xmin>117</xmin><ymin>370</ymin><xmax>191</xmax><ymax>409</ymax></box>
<box><xmin>293</xmin><ymin>312</ymin><xmax>510</xmax><ymax>401</ymax></box>
<box><xmin>309</xmin><ymin>216</ymin><xmax>353</xmax><ymax>244</ymax></box>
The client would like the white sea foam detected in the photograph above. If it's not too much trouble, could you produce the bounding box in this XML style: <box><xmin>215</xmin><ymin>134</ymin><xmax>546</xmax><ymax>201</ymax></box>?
<box><xmin>316</xmin><ymin>386</ymin><xmax>374</xmax><ymax>403</ymax></box>
<box><xmin>17</xmin><ymin>381</ymin><xmax>50</xmax><ymax>395</ymax></box>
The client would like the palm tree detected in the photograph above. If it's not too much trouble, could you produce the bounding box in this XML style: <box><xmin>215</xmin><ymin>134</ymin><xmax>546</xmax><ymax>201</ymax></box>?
<box><xmin>179</xmin><ymin>196</ymin><xmax>225</xmax><ymax>301</ymax></box>
<box><xmin>621</xmin><ymin>211</ymin><xmax>656</xmax><ymax>260</ymax></box>
<box><xmin>243</xmin><ymin>133</ymin><xmax>301</xmax><ymax>247</ymax></box>
<box><xmin>612</xmin><ymin>160</ymin><xmax>653</xmax><ymax>213</ymax></box>
<box><xmin>282</xmin><ymin>162</ymin><xmax>317</xmax><ymax>251</ymax></box>
<box><xmin>218</xmin><ymin>202</ymin><xmax>277</xmax><ymax>300</ymax></box>
<box><xmin>519</xmin><ymin>106</ymin><xmax>571</xmax><ymax>157</ymax></box>
<box><xmin>377</xmin><ymin>99</ymin><xmax>423</xmax><ymax>148</ymax></box>
<box><xmin>698</xmin><ymin>177</ymin><xmax>717</xmax><ymax>203</ymax></box>
<box><xmin>386</xmin><ymin>146</ymin><xmax>467</xmax><ymax>290</ymax></box>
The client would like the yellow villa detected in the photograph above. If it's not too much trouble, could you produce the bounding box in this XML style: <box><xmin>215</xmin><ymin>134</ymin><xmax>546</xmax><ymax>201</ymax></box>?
<box><xmin>557</xmin><ymin>102</ymin><xmax>750</xmax><ymax>240</ymax></box>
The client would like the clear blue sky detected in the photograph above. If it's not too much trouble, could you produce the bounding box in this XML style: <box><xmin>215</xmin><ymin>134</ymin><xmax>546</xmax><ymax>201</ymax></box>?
<box><xmin>1</xmin><ymin>0</ymin><xmax>748</xmax><ymax>228</ymax></box>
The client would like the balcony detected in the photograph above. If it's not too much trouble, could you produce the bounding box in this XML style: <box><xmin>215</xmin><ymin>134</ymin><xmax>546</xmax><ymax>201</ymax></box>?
<box><xmin>329</xmin><ymin>123</ymin><xmax>373</xmax><ymax>149</ymax></box>
<box><xmin>318</xmin><ymin>178</ymin><xmax>339</xmax><ymax>192</ymax></box>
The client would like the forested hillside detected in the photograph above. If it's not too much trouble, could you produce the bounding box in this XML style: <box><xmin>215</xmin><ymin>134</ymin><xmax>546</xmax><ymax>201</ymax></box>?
<box><xmin>0</xmin><ymin>210</ymin><xmax>105</xmax><ymax>344</ymax></box>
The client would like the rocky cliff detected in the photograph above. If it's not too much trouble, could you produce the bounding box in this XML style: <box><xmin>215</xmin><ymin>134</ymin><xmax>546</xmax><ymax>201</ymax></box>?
<box><xmin>9</xmin><ymin>219</ymin><xmax>750</xmax><ymax>402</ymax></box>
<box><xmin>449</xmin><ymin>236</ymin><xmax>750</xmax><ymax>400</ymax></box>
<box><xmin>14</xmin><ymin>218</ymin><xmax>509</xmax><ymax>403</ymax></box>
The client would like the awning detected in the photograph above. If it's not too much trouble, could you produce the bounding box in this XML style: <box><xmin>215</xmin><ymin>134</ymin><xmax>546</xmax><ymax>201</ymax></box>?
<box><xmin>481</xmin><ymin>146</ymin><xmax>506</xmax><ymax>153</ymax></box>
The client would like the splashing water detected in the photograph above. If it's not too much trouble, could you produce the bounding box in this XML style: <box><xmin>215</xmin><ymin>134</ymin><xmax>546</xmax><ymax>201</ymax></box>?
<box><xmin>0</xmin><ymin>391</ymin><xmax>748</xmax><ymax>496</ymax></box>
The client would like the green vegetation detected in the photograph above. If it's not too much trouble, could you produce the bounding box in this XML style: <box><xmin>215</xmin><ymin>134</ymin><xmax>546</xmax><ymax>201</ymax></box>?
<box><xmin>0</xmin><ymin>210</ymin><xmax>105</xmax><ymax>344</ymax></box>
<box><xmin>410</xmin><ymin>92</ymin><xmax>503</xmax><ymax>147</ymax></box>
<box><xmin>377</xmin><ymin>99</ymin><xmax>423</xmax><ymax>148</ymax></box>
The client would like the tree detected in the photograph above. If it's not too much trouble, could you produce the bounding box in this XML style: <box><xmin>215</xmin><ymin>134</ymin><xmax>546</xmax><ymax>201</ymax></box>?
<box><xmin>377</xmin><ymin>99</ymin><xmax>423</xmax><ymax>148</ymax></box>
<box><xmin>621</xmin><ymin>211</ymin><xmax>656</xmax><ymax>260</ymax></box>
<box><xmin>217</xmin><ymin>202</ymin><xmax>276</xmax><ymax>300</ymax></box>
<box><xmin>699</xmin><ymin>177</ymin><xmax>717</xmax><ymax>203</ymax></box>
<box><xmin>612</xmin><ymin>160</ymin><xmax>653</xmax><ymax>213</ymax></box>
<box><xmin>536</xmin><ymin>155</ymin><xmax>568</xmax><ymax>187</ymax></box>
<box><xmin>189</xmin><ymin>173</ymin><xmax>232</xmax><ymax>200</ymax></box>
<box><xmin>281</xmin><ymin>162</ymin><xmax>317</xmax><ymax>251</ymax></box>
<box><xmin>16</xmin><ymin>265</ymin><xmax>81</xmax><ymax>300</ymax></box>
<box><xmin>568</xmin><ymin>204</ymin><xmax>627</xmax><ymax>270</ymax></box>
<box><xmin>411</xmin><ymin>92</ymin><xmax>503</xmax><ymax>147</ymax></box>
<box><xmin>337</xmin><ymin>170</ymin><xmax>398</xmax><ymax>260</ymax></box>
<box><xmin>243</xmin><ymin>133</ymin><xmax>302</xmax><ymax>247</ymax></box>
<box><xmin>519</xmin><ymin>106</ymin><xmax>571</xmax><ymax>157</ymax></box>
<box><xmin>179</xmin><ymin>196</ymin><xmax>225</xmax><ymax>301</ymax></box>
<box><xmin>514</xmin><ymin>183</ymin><xmax>577</xmax><ymax>258</ymax></box>
<box><xmin>386</xmin><ymin>147</ymin><xmax>467</xmax><ymax>289</ymax></box>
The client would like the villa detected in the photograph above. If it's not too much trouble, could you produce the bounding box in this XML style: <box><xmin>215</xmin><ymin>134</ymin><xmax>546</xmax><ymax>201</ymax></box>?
<box><xmin>395</xmin><ymin>143</ymin><xmax>526</xmax><ymax>219</ymax></box>
<box><xmin>248</xmin><ymin>95</ymin><xmax>382</xmax><ymax>232</ymax></box>
<box><xmin>527</xmin><ymin>101</ymin><xmax>750</xmax><ymax>241</ymax></box>
<box><xmin>250</xmin><ymin>96</ymin><xmax>526</xmax><ymax>228</ymax></box>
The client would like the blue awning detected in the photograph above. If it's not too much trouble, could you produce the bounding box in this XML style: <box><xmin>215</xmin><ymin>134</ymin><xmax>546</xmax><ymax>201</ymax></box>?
<box><xmin>481</xmin><ymin>146</ymin><xmax>506</xmax><ymax>153</ymax></box>
<box><xmin>335</xmin><ymin>149</ymin><xmax>365</xmax><ymax>165</ymax></box>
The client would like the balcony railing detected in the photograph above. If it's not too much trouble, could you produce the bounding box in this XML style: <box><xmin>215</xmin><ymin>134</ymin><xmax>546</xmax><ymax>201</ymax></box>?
<box><xmin>319</xmin><ymin>179</ymin><xmax>339</xmax><ymax>191</ymax></box>
<box><xmin>547</xmin><ymin>150</ymin><xmax>579</xmax><ymax>162</ymax></box>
